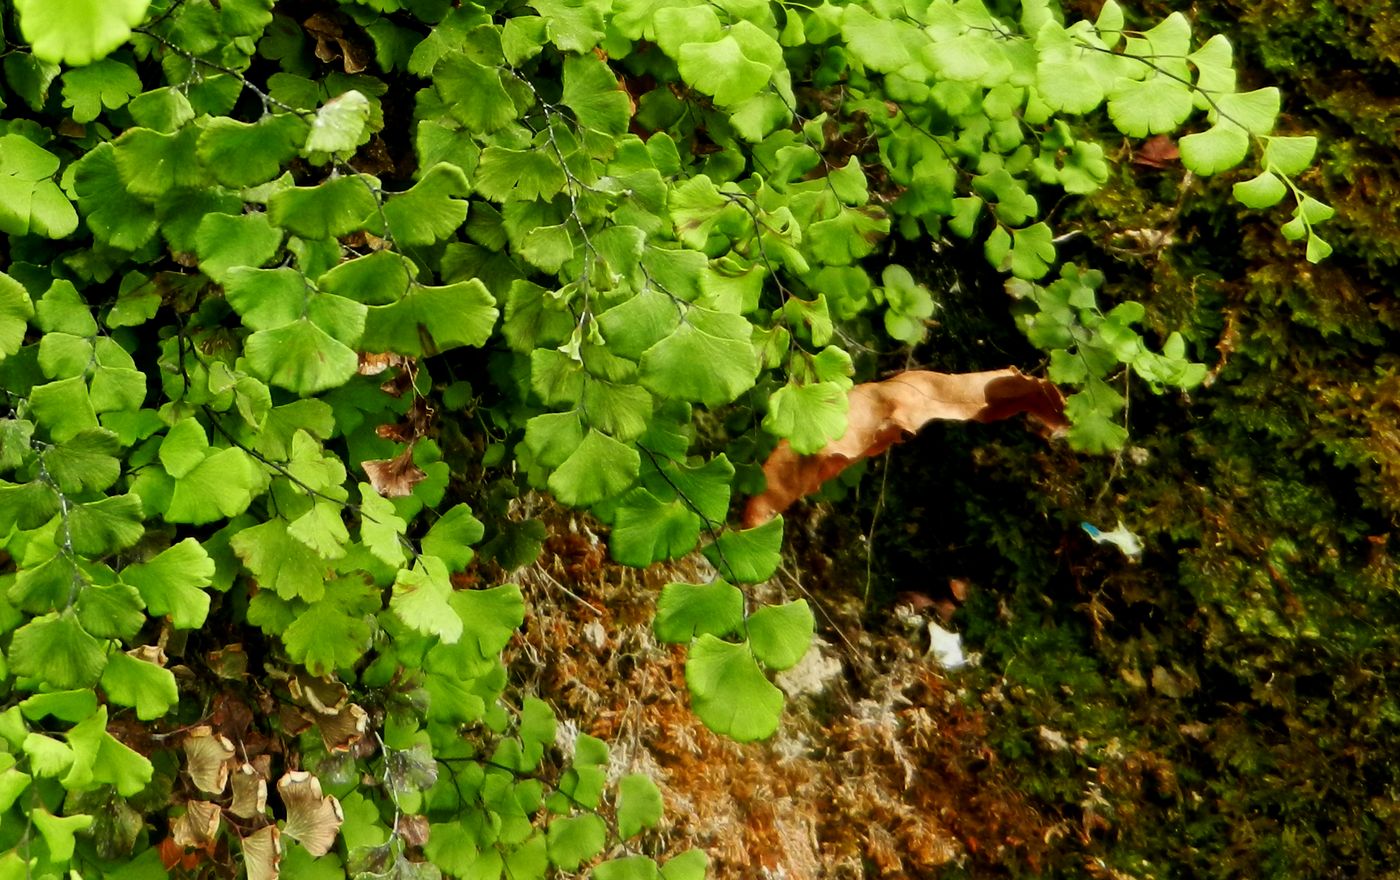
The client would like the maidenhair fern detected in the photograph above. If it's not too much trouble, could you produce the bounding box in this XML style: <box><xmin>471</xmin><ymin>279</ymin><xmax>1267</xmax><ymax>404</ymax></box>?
<box><xmin>0</xmin><ymin>0</ymin><xmax>1325</xmax><ymax>875</ymax></box>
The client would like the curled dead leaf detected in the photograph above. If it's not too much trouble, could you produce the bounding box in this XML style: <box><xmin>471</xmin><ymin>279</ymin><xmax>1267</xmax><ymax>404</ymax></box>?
<box><xmin>171</xmin><ymin>800</ymin><xmax>221</xmax><ymax>851</ymax></box>
<box><xmin>278</xmin><ymin>703</ymin><xmax>315</xmax><ymax>737</ymax></box>
<box><xmin>158</xmin><ymin>836</ymin><xmax>205</xmax><ymax>872</ymax></box>
<box><xmin>230</xmin><ymin>763</ymin><xmax>269</xmax><ymax>819</ymax></box>
<box><xmin>278</xmin><ymin>771</ymin><xmax>344</xmax><ymax>857</ymax></box>
<box><xmin>319</xmin><ymin>703</ymin><xmax>370</xmax><ymax>755</ymax></box>
<box><xmin>373</xmin><ymin>398</ymin><xmax>435</xmax><ymax>442</ymax></box>
<box><xmin>396</xmin><ymin>814</ymin><xmax>431</xmax><ymax>848</ymax></box>
<box><xmin>744</xmin><ymin>369</ymin><xmax>1066</xmax><ymax>526</ymax></box>
<box><xmin>183</xmin><ymin>727</ymin><xmax>236</xmax><ymax>795</ymax></box>
<box><xmin>303</xmin><ymin>12</ymin><xmax>371</xmax><ymax>74</ymax></box>
<box><xmin>362</xmin><ymin>446</ymin><xmax>427</xmax><ymax>498</ymax></box>
<box><xmin>129</xmin><ymin>643</ymin><xmax>168</xmax><ymax>666</ymax></box>
<box><xmin>241</xmin><ymin>825</ymin><xmax>283</xmax><ymax>880</ymax></box>
<box><xmin>1133</xmin><ymin>134</ymin><xmax>1180</xmax><ymax>169</ymax></box>
<box><xmin>208</xmin><ymin>644</ymin><xmax>248</xmax><ymax>680</ymax></box>
<box><xmin>358</xmin><ymin>352</ymin><xmax>410</xmax><ymax>376</ymax></box>
<box><xmin>289</xmin><ymin>673</ymin><xmax>349</xmax><ymax>715</ymax></box>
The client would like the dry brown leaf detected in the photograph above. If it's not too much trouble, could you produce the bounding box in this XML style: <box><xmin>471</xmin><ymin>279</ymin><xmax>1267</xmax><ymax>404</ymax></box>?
<box><xmin>129</xmin><ymin>644</ymin><xmax>167</xmax><ymax>666</ymax></box>
<box><xmin>358</xmin><ymin>352</ymin><xmax>410</xmax><ymax>376</ymax></box>
<box><xmin>289</xmin><ymin>673</ymin><xmax>349</xmax><ymax>715</ymax></box>
<box><xmin>208</xmin><ymin>644</ymin><xmax>248</xmax><ymax>680</ymax></box>
<box><xmin>374</xmin><ymin>398</ymin><xmax>436</xmax><ymax>442</ymax></box>
<box><xmin>231</xmin><ymin>763</ymin><xmax>269</xmax><ymax>819</ymax></box>
<box><xmin>278</xmin><ymin>703</ymin><xmax>315</xmax><ymax>737</ymax></box>
<box><xmin>241</xmin><ymin>825</ymin><xmax>283</xmax><ymax>880</ymax></box>
<box><xmin>362</xmin><ymin>446</ymin><xmax>427</xmax><ymax>498</ymax></box>
<box><xmin>1134</xmin><ymin>134</ymin><xmax>1180</xmax><ymax>169</ymax></box>
<box><xmin>319</xmin><ymin>703</ymin><xmax>370</xmax><ymax>755</ymax></box>
<box><xmin>158</xmin><ymin>835</ymin><xmax>205</xmax><ymax>872</ymax></box>
<box><xmin>303</xmin><ymin>12</ymin><xmax>370</xmax><ymax>74</ymax></box>
<box><xmin>183</xmin><ymin>727</ymin><xmax>236</xmax><ymax>795</ymax></box>
<box><xmin>171</xmin><ymin>800</ymin><xmax>221</xmax><ymax>850</ymax></box>
<box><xmin>278</xmin><ymin>771</ymin><xmax>344</xmax><ymax>857</ymax></box>
<box><xmin>396</xmin><ymin>814</ymin><xmax>431</xmax><ymax>848</ymax></box>
<box><xmin>743</xmin><ymin>368</ymin><xmax>1065</xmax><ymax>526</ymax></box>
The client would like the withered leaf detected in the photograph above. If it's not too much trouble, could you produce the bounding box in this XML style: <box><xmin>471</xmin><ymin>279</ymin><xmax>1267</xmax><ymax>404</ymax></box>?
<box><xmin>241</xmin><ymin>825</ymin><xmax>283</xmax><ymax>880</ymax></box>
<box><xmin>183</xmin><ymin>727</ymin><xmax>236</xmax><ymax>795</ymax></box>
<box><xmin>357</xmin><ymin>352</ymin><xmax>409</xmax><ymax>376</ymax></box>
<box><xmin>208</xmin><ymin>644</ymin><xmax>248</xmax><ymax>680</ymax></box>
<box><xmin>278</xmin><ymin>703</ymin><xmax>315</xmax><ymax>737</ymax></box>
<box><xmin>395</xmin><ymin>814</ymin><xmax>430</xmax><ymax>848</ymax></box>
<box><xmin>171</xmin><ymin>800</ymin><xmax>221</xmax><ymax>851</ymax></box>
<box><xmin>362</xmin><ymin>447</ymin><xmax>427</xmax><ymax>498</ymax></box>
<box><xmin>289</xmin><ymin>673</ymin><xmax>349</xmax><ymax>715</ymax></box>
<box><xmin>230</xmin><ymin>763</ymin><xmax>269</xmax><ymax>819</ymax></box>
<box><xmin>1134</xmin><ymin>134</ymin><xmax>1180</xmax><ymax>169</ymax></box>
<box><xmin>744</xmin><ymin>369</ymin><xmax>1065</xmax><ymax>526</ymax></box>
<box><xmin>319</xmin><ymin>703</ymin><xmax>370</xmax><ymax>755</ymax></box>
<box><xmin>129</xmin><ymin>644</ymin><xmax>168</xmax><ymax>666</ymax></box>
<box><xmin>278</xmin><ymin>771</ymin><xmax>344</xmax><ymax>857</ymax></box>
<box><xmin>303</xmin><ymin>12</ymin><xmax>371</xmax><ymax>74</ymax></box>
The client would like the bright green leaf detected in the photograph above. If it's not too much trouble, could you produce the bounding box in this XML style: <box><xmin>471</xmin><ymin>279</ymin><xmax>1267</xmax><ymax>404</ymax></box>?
<box><xmin>246</xmin><ymin>317</ymin><xmax>359</xmax><ymax>395</ymax></box>
<box><xmin>360</xmin><ymin>482</ymin><xmax>408</xmax><ymax>568</ymax></box>
<box><xmin>0</xmin><ymin>134</ymin><xmax>78</xmax><ymax>238</ymax></box>
<box><xmin>1232</xmin><ymin>171</ymin><xmax>1287</xmax><ymax>209</ymax></box>
<box><xmin>1178</xmin><ymin>123</ymin><xmax>1250</xmax><ymax>176</ymax></box>
<box><xmin>0</xmin><ymin>273</ymin><xmax>34</xmax><ymax>363</ymax></box>
<box><xmin>702</xmin><ymin>517</ymin><xmax>783</xmax><ymax>584</ymax></box>
<box><xmin>1263</xmin><ymin>135</ymin><xmax>1318</xmax><ymax>176</ymax></box>
<box><xmin>548</xmin><ymin>429</ymin><xmax>640</xmax><ymax>507</ymax></box>
<box><xmin>660</xmin><ymin>850</ymin><xmax>708</xmax><ymax>880</ymax></box>
<box><xmin>197</xmin><ymin>114</ymin><xmax>307</xmax><ymax>188</ymax></box>
<box><xmin>746</xmin><ymin>599</ymin><xmax>814</xmax><ymax>671</ymax></box>
<box><xmin>361</xmin><ymin>279</ymin><xmax>498</xmax><ymax>356</ymax></box>
<box><xmin>1107</xmin><ymin>77</ymin><xmax>1193</xmax><ymax>137</ymax></box>
<box><xmin>268</xmin><ymin>175</ymin><xmax>378</xmax><ymax>240</ymax></box>
<box><xmin>594</xmin><ymin>855</ymin><xmax>661</xmax><ymax>880</ymax></box>
<box><xmin>421</xmin><ymin>503</ymin><xmax>485</xmax><ymax>571</ymax></box>
<box><xmin>166</xmin><ymin>446</ymin><xmax>263</xmax><ymax>524</ymax></box>
<box><xmin>31</xmin><ymin>808</ymin><xmax>93</xmax><ymax>862</ymax></box>
<box><xmin>677</xmin><ymin>36</ymin><xmax>771</xmax><ymax>106</ymax></box>
<box><xmin>763</xmin><ymin>381</ymin><xmax>848</xmax><ymax>454</ymax></box>
<box><xmin>121</xmin><ymin>538</ymin><xmax>215</xmax><ymax>628</ymax></box>
<box><xmin>609</xmin><ymin>488</ymin><xmax>702</xmax><ymax>567</ymax></box>
<box><xmin>685</xmin><ymin>635</ymin><xmax>783</xmax><ymax>741</ymax></box>
<box><xmin>230</xmin><ymin>518</ymin><xmax>328</xmax><ymax>602</ymax></box>
<box><xmin>42</xmin><ymin>428</ymin><xmax>120</xmax><ymax>494</ymax></box>
<box><xmin>15</xmin><ymin>0</ymin><xmax>150</xmax><ymax>66</ymax></box>
<box><xmin>383</xmin><ymin>163</ymin><xmax>470</xmax><ymax>246</ymax></box>
<box><xmin>283</xmin><ymin>593</ymin><xmax>375</xmax><ymax>676</ymax></box>
<box><xmin>450</xmin><ymin>583</ymin><xmax>525</xmax><ymax>661</ymax></box>
<box><xmin>654</xmin><ymin>580</ymin><xmax>744</xmax><ymax>643</ymax></box>
<box><xmin>68</xmin><ymin>492</ymin><xmax>144</xmax><ymax>555</ymax></box>
<box><xmin>22</xmin><ymin>732</ymin><xmax>75</xmax><ymax>777</ymax></box>
<box><xmin>562</xmin><ymin>54</ymin><xmax>630</xmax><ymax>135</ymax></box>
<box><xmin>546</xmin><ymin>814</ymin><xmax>606</xmax><ymax>872</ymax></box>
<box><xmin>616</xmin><ymin>774</ymin><xmax>663</xmax><ymax>839</ymax></box>
<box><xmin>304</xmin><ymin>89</ymin><xmax>371</xmax><ymax>155</ymax></box>
<box><xmin>101</xmin><ymin>650</ymin><xmax>179</xmax><ymax>720</ymax></box>
<box><xmin>392</xmin><ymin>555</ymin><xmax>463</xmax><ymax>643</ymax></box>
<box><xmin>640</xmin><ymin>307</ymin><xmax>758</xmax><ymax>407</ymax></box>
<box><xmin>61</xmin><ymin>58</ymin><xmax>141</xmax><ymax>122</ymax></box>
<box><xmin>1217</xmin><ymin>87</ymin><xmax>1280</xmax><ymax>135</ymax></box>
<box><xmin>195</xmin><ymin>212</ymin><xmax>283</xmax><ymax>282</ymax></box>
<box><xmin>7</xmin><ymin>610</ymin><xmax>108</xmax><ymax>689</ymax></box>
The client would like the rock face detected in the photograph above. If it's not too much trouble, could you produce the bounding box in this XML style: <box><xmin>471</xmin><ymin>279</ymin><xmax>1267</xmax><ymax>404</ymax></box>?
<box><xmin>504</xmin><ymin>520</ymin><xmax>1054</xmax><ymax>879</ymax></box>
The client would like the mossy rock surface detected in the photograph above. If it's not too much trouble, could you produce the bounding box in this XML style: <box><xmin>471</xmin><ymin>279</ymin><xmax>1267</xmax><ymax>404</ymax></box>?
<box><xmin>837</xmin><ymin>1</ymin><xmax>1400</xmax><ymax>877</ymax></box>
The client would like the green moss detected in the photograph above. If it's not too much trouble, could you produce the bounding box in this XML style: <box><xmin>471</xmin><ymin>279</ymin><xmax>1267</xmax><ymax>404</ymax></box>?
<box><xmin>840</xmin><ymin>1</ymin><xmax>1400</xmax><ymax>874</ymax></box>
